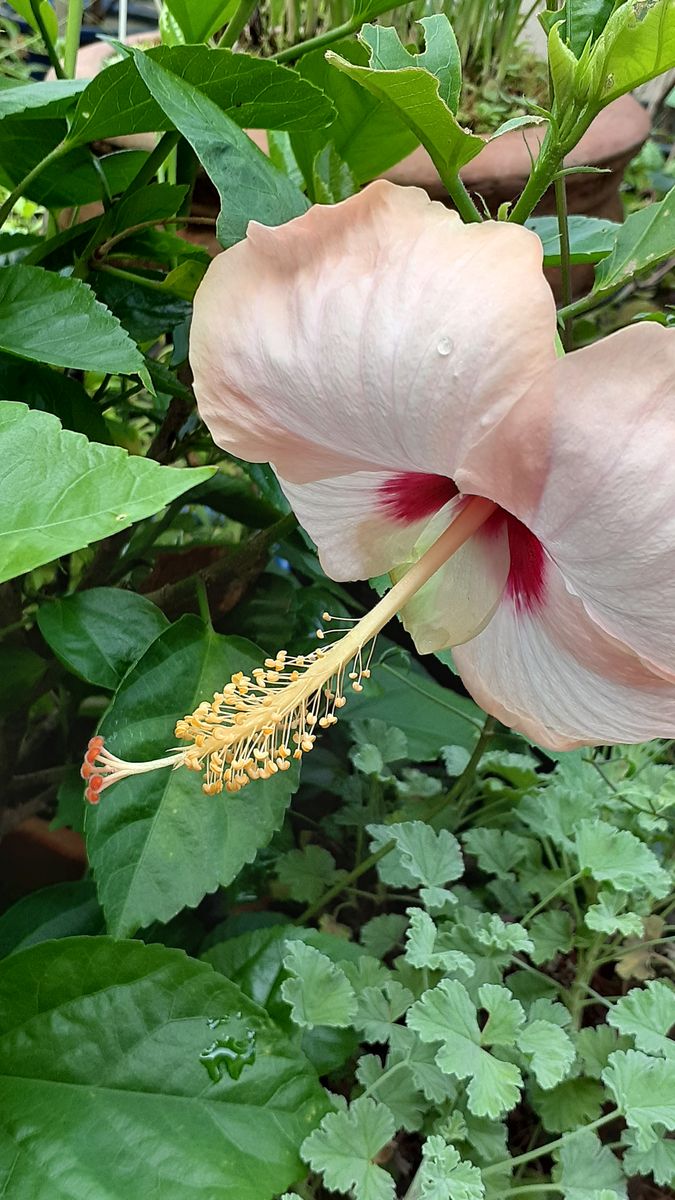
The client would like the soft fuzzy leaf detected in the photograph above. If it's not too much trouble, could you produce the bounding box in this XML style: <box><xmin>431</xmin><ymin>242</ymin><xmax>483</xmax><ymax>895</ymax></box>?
<box><xmin>473</xmin><ymin>914</ymin><xmax>534</xmax><ymax>957</ymax></box>
<box><xmin>407</xmin><ymin>980</ymin><xmax>524</xmax><ymax>1119</ymax></box>
<box><xmin>529</xmin><ymin>911</ymin><xmax>574</xmax><ymax>964</ymax></box>
<box><xmin>360</xmin><ymin>914</ymin><xmax>408</xmax><ymax>957</ymax></box>
<box><xmin>0</xmin><ymin>265</ymin><xmax>143</xmax><ymax>374</ymax></box>
<box><xmin>86</xmin><ymin>619</ymin><xmax>297</xmax><ymax>937</ymax></box>
<box><xmin>585</xmin><ymin>891</ymin><xmax>644</xmax><ymax>937</ymax></box>
<box><xmin>281</xmin><ymin>942</ymin><xmax>357</xmax><ymax>1028</ymax></box>
<box><xmin>301</xmin><ymin>1096</ymin><xmax>396</xmax><ymax>1200</ymax></box>
<box><xmin>404</xmin><ymin>908</ymin><xmax>474</xmax><ymax>975</ymax></box>
<box><xmin>356</xmin><ymin>1053</ymin><xmax>426</xmax><ymax>1131</ymax></box>
<box><xmin>368</xmin><ymin>821</ymin><xmax>463</xmax><ymax>909</ymax></box>
<box><xmin>553</xmin><ymin>1129</ymin><xmax>626</xmax><ymax>1199</ymax></box>
<box><xmin>276</xmin><ymin>845</ymin><xmax>344</xmax><ymax>904</ymax></box>
<box><xmin>37</xmin><ymin>589</ymin><xmax>168</xmax><ymax>690</ymax></box>
<box><xmin>462</xmin><ymin>828</ymin><xmax>532</xmax><ymax>879</ymax></box>
<box><xmin>0</xmin><ymin>405</ymin><xmax>211</xmax><ymax>585</ymax></box>
<box><xmin>607</xmin><ymin>979</ymin><xmax>675</xmax><ymax>1059</ymax></box>
<box><xmin>517</xmin><ymin>1020</ymin><xmax>576</xmax><ymax>1090</ymax></box>
<box><xmin>575</xmin><ymin>818</ymin><xmax>670</xmax><ymax>897</ymax></box>
<box><xmin>622</xmin><ymin>1127</ymin><xmax>675</xmax><ymax>1187</ymax></box>
<box><xmin>354</xmin><ymin>980</ymin><xmax>414</xmax><ymax>1042</ymax></box>
<box><xmin>0</xmin><ymin>938</ymin><xmax>327</xmax><ymax>1200</ymax></box>
<box><xmin>575</xmin><ymin>1027</ymin><xmax>631</xmax><ymax>1079</ymax></box>
<box><xmin>417</xmin><ymin>1134</ymin><xmax>485</xmax><ymax>1200</ymax></box>
<box><xmin>532</xmin><ymin>1077</ymin><xmax>604</xmax><ymax>1133</ymax></box>
<box><xmin>131</xmin><ymin>51</ymin><xmax>308</xmax><ymax>249</ymax></box>
<box><xmin>603</xmin><ymin>1049</ymin><xmax>675</xmax><ymax>1149</ymax></box>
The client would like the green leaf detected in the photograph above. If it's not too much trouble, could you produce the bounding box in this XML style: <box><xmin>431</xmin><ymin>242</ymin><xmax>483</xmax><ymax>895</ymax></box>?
<box><xmin>418</xmin><ymin>1134</ymin><xmax>484</xmax><ymax>1200</ymax></box>
<box><xmin>91</xmin><ymin>269</ymin><xmax>191</xmax><ymax>344</ymax></box>
<box><xmin>404</xmin><ymin>908</ymin><xmax>474</xmax><ymax>975</ymax></box>
<box><xmin>585</xmin><ymin>891</ymin><xmax>644</xmax><ymax>937</ymax></box>
<box><xmin>0</xmin><ymin>645</ymin><xmax>45</xmax><ymax>714</ymax></box>
<box><xmin>591</xmin><ymin>186</ymin><xmax>675</xmax><ymax>297</ymax></box>
<box><xmin>575</xmin><ymin>1027</ymin><xmax>631</xmax><ymax>1079</ymax></box>
<box><xmin>327</xmin><ymin>23</ymin><xmax>484</xmax><ymax>183</ymax></box>
<box><xmin>356</xmin><ymin>1053</ymin><xmax>426</xmax><ymax>1131</ymax></box>
<box><xmin>163</xmin><ymin>0</ymin><xmax>236</xmax><ymax>41</ymax></box>
<box><xmin>281</xmin><ymin>941</ymin><xmax>357</xmax><ymax>1029</ymax></box>
<box><xmin>607</xmin><ymin>979</ymin><xmax>675</xmax><ymax>1059</ymax></box>
<box><xmin>526</xmin><ymin>215</ymin><xmax>620</xmax><ymax>265</ymax></box>
<box><xmin>70</xmin><ymin>45</ymin><xmax>334</xmax><ymax>145</ymax></box>
<box><xmin>6</xmin><ymin>0</ymin><xmax>57</xmax><ymax>45</ymax></box>
<box><xmin>0</xmin><ymin>353</ymin><xmax>111</xmax><ymax>442</ymax></box>
<box><xmin>312</xmin><ymin>142</ymin><xmax>359</xmax><ymax>204</ymax></box>
<box><xmin>131</xmin><ymin>50</ymin><xmax>308</xmax><ymax>249</ymax></box>
<box><xmin>291</xmin><ymin>41</ymin><xmax>416</xmax><ymax>190</ymax></box>
<box><xmin>0</xmin><ymin>78</ymin><xmax>86</xmax><ymax>120</ymax></box>
<box><xmin>473</xmin><ymin>914</ymin><xmax>534</xmax><ymax>957</ymax></box>
<box><xmin>588</xmin><ymin>0</ymin><xmax>675</xmax><ymax>107</ymax></box>
<box><xmin>603</xmin><ymin>1049</ymin><xmax>675</xmax><ymax>1149</ymax></box>
<box><xmin>622</xmin><ymin>1127</ymin><xmax>675</xmax><ymax>1187</ymax></box>
<box><xmin>575</xmin><ymin>818</ymin><xmax>671</xmax><ymax>897</ymax></box>
<box><xmin>354</xmin><ymin>980</ymin><xmax>414</xmax><ymax>1042</ymax></box>
<box><xmin>0</xmin><ymin>938</ymin><xmax>327</xmax><ymax>1199</ymax></box>
<box><xmin>368</xmin><ymin>821</ymin><xmax>464</xmax><ymax>910</ymax></box>
<box><xmin>361</xmin><ymin>914</ymin><xmax>408</xmax><ymax>957</ymax></box>
<box><xmin>0</xmin><ymin>265</ymin><xmax>143</xmax><ymax>374</ymax></box>
<box><xmin>532</xmin><ymin>1076</ymin><xmax>604</xmax><ymax>1133</ymax></box>
<box><xmin>37</xmin><ymin>589</ymin><xmax>168</xmax><ymax>690</ymax></box>
<box><xmin>553</xmin><ymin>1129</ymin><xmax>627</xmax><ymax>1200</ymax></box>
<box><xmin>546</xmin><ymin>0</ymin><xmax>617</xmax><ymax>56</ymax></box>
<box><xmin>85</xmin><ymin>618</ymin><xmax>297</xmax><ymax>937</ymax></box>
<box><xmin>407</xmin><ymin>980</ymin><xmax>524</xmax><ymax>1119</ymax></box>
<box><xmin>0</xmin><ymin>882</ymin><xmax>102</xmax><ymax>958</ymax></box>
<box><xmin>529</xmin><ymin>911</ymin><xmax>574</xmax><ymax>965</ymax></box>
<box><xmin>0</xmin><ymin>405</ymin><xmax>211</xmax><ymax>585</ymax></box>
<box><xmin>517</xmin><ymin>1020</ymin><xmax>576</xmax><ymax>1090</ymax></box>
<box><xmin>462</xmin><ymin>828</ymin><xmax>532</xmax><ymax>879</ymax></box>
<box><xmin>352</xmin><ymin>718</ymin><xmax>408</xmax><ymax>765</ymax></box>
<box><xmin>301</xmin><ymin>1096</ymin><xmax>396</xmax><ymax>1200</ymax></box>
<box><xmin>275</xmin><ymin>844</ymin><xmax>344</xmax><ymax>904</ymax></box>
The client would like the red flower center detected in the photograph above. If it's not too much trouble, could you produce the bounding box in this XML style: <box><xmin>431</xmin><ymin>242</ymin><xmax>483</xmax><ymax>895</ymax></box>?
<box><xmin>379</xmin><ymin>471</ymin><xmax>546</xmax><ymax>613</ymax></box>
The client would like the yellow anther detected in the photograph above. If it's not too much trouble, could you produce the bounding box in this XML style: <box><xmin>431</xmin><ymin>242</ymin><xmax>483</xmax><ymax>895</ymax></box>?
<box><xmin>352</xmin><ymin>682</ymin><xmax>363</xmax><ymax>692</ymax></box>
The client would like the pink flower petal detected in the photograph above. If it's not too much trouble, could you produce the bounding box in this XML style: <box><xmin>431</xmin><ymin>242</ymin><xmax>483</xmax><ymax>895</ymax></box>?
<box><xmin>527</xmin><ymin>324</ymin><xmax>675</xmax><ymax>679</ymax></box>
<box><xmin>190</xmin><ymin>181</ymin><xmax>556</xmax><ymax>497</ymax></box>
<box><xmin>454</xmin><ymin>558</ymin><xmax>675</xmax><ymax>749</ymax></box>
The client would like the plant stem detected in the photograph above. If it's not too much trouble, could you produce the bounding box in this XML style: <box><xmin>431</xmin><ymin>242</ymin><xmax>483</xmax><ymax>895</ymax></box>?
<box><xmin>97</xmin><ymin>215</ymin><xmax>216</xmax><ymax>259</ymax></box>
<box><xmin>481</xmin><ymin>1111</ymin><xmax>618</xmax><ymax>1178</ymax></box>
<box><xmin>0</xmin><ymin>140</ymin><xmax>70</xmax><ymax>232</ymax></box>
<box><xmin>272</xmin><ymin>17</ymin><xmax>360</xmax><ymax>63</ymax></box>
<box><xmin>217</xmin><ymin>0</ymin><xmax>259</xmax><ymax>47</ymax></box>
<box><xmin>435</xmin><ymin>165</ymin><xmax>483</xmax><ymax>224</ymax></box>
<box><xmin>425</xmin><ymin>715</ymin><xmax>496</xmax><ymax>824</ymax></box>
<box><xmin>195</xmin><ymin>577</ymin><xmax>212</xmax><ymax>628</ymax></box>
<box><xmin>521</xmin><ymin>871</ymin><xmax>584</xmax><ymax>924</ymax></box>
<box><xmin>553</xmin><ymin>174</ymin><xmax>573</xmax><ymax>350</ymax></box>
<box><xmin>63</xmin><ymin>0</ymin><xmax>84</xmax><ymax>78</ymax></box>
<box><xmin>30</xmin><ymin>0</ymin><xmax>65</xmax><ymax>77</ymax></box>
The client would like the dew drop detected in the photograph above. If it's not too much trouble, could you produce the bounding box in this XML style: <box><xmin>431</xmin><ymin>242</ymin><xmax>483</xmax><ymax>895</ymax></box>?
<box><xmin>437</xmin><ymin>337</ymin><xmax>454</xmax><ymax>357</ymax></box>
<box><xmin>200</xmin><ymin>1016</ymin><xmax>257</xmax><ymax>1082</ymax></box>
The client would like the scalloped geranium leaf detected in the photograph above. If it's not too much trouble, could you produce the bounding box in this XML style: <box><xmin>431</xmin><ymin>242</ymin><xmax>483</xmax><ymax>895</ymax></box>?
<box><xmin>607</xmin><ymin>979</ymin><xmax>675</xmax><ymax>1060</ymax></box>
<box><xmin>603</xmin><ymin>1049</ymin><xmax>675</xmax><ymax>1150</ymax></box>
<box><xmin>276</xmin><ymin>845</ymin><xmax>345</xmax><ymax>904</ymax></box>
<box><xmin>281</xmin><ymin>942</ymin><xmax>357</xmax><ymax>1029</ymax></box>
<box><xmin>585</xmin><ymin>891</ymin><xmax>644</xmax><ymax>937</ymax></box>
<box><xmin>517</xmin><ymin>1020</ymin><xmax>576</xmax><ymax>1090</ymax></box>
<box><xmin>353</xmin><ymin>980</ymin><xmax>413</xmax><ymax>1043</ymax></box>
<box><xmin>356</xmin><ymin>1053</ymin><xmax>425</xmax><ymax>1131</ymax></box>
<box><xmin>404</xmin><ymin>908</ymin><xmax>474</xmax><ymax>975</ymax></box>
<box><xmin>368</xmin><ymin>821</ymin><xmax>463</xmax><ymax>908</ymax></box>
<box><xmin>622</xmin><ymin>1127</ymin><xmax>675</xmax><ymax>1187</ymax></box>
<box><xmin>575</xmin><ymin>818</ymin><xmax>671</xmax><ymax>897</ymax></box>
<box><xmin>302</xmin><ymin>1096</ymin><xmax>396</xmax><ymax>1200</ymax></box>
<box><xmin>529</xmin><ymin>911</ymin><xmax>574</xmax><ymax>964</ymax></box>
<box><xmin>418</xmin><ymin>1134</ymin><xmax>485</xmax><ymax>1200</ymax></box>
<box><xmin>553</xmin><ymin>1129</ymin><xmax>626</xmax><ymax>1200</ymax></box>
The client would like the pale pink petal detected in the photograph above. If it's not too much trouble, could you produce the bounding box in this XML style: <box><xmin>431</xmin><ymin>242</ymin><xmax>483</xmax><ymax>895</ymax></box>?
<box><xmin>524</xmin><ymin>324</ymin><xmax>675</xmax><ymax>678</ymax></box>
<box><xmin>453</xmin><ymin>558</ymin><xmax>675</xmax><ymax>749</ymax></box>
<box><xmin>279</xmin><ymin>470</ymin><xmax>460</xmax><ymax>579</ymax></box>
<box><xmin>190</xmin><ymin>180</ymin><xmax>556</xmax><ymax>498</ymax></box>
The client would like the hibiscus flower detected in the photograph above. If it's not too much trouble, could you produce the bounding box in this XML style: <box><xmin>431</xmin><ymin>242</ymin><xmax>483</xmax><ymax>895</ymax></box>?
<box><xmin>83</xmin><ymin>181</ymin><xmax>675</xmax><ymax>803</ymax></box>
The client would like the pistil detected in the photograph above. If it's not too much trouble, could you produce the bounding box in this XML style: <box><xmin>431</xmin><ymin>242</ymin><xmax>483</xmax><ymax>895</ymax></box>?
<box><xmin>83</xmin><ymin>496</ymin><xmax>497</xmax><ymax>803</ymax></box>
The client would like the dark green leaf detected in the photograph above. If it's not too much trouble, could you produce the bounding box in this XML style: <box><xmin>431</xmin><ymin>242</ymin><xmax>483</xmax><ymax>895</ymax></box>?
<box><xmin>0</xmin><ymin>882</ymin><xmax>102</xmax><ymax>958</ymax></box>
<box><xmin>164</xmin><ymin>0</ymin><xmax>236</xmax><ymax>41</ymax></box>
<box><xmin>52</xmin><ymin>766</ymin><xmax>86</xmax><ymax>834</ymax></box>
<box><xmin>131</xmin><ymin>51</ymin><xmax>309</xmax><ymax>249</ymax></box>
<box><xmin>0</xmin><ymin>404</ymin><xmax>212</xmax><ymax>584</ymax></box>
<box><xmin>85</xmin><ymin>617</ymin><xmax>299</xmax><ymax>937</ymax></box>
<box><xmin>0</xmin><ymin>937</ymin><xmax>328</xmax><ymax>1199</ymax></box>
<box><xmin>92</xmin><ymin>269</ymin><xmax>192</xmax><ymax>343</ymax></box>
<box><xmin>0</xmin><ymin>353</ymin><xmax>111</xmax><ymax>442</ymax></box>
<box><xmin>0</xmin><ymin>120</ymin><xmax>147</xmax><ymax>208</ymax></box>
<box><xmin>189</xmin><ymin>473</ymin><xmax>283</xmax><ymax>528</ymax></box>
<box><xmin>108</xmin><ymin>182</ymin><xmax>190</xmax><ymax>236</ymax></box>
<box><xmin>70</xmin><ymin>46</ymin><xmax>335</xmax><ymax>145</ymax></box>
<box><xmin>37</xmin><ymin>589</ymin><xmax>169</xmax><ymax>690</ymax></box>
<box><xmin>0</xmin><ymin>645</ymin><xmax>46</xmax><ymax>714</ymax></box>
<box><xmin>312</xmin><ymin>143</ymin><xmax>359</xmax><ymax>204</ymax></box>
<box><xmin>526</xmin><ymin>214</ymin><xmax>620</xmax><ymax>265</ymax></box>
<box><xmin>0</xmin><ymin>266</ymin><xmax>144</xmax><ymax>374</ymax></box>
<box><xmin>544</xmin><ymin>0</ymin><xmax>616</xmax><ymax>56</ymax></box>
<box><xmin>0</xmin><ymin>78</ymin><xmax>86</xmax><ymax>120</ymax></box>
<box><xmin>592</xmin><ymin>184</ymin><xmax>675</xmax><ymax>296</ymax></box>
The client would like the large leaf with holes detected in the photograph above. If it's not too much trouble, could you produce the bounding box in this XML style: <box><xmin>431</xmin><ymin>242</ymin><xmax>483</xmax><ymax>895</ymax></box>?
<box><xmin>0</xmin><ymin>938</ymin><xmax>327</xmax><ymax>1200</ymax></box>
<box><xmin>86</xmin><ymin>617</ymin><xmax>299</xmax><ymax>937</ymax></box>
<box><xmin>0</xmin><ymin>405</ymin><xmax>212</xmax><ymax>584</ymax></box>
<box><xmin>589</xmin><ymin>0</ymin><xmax>675</xmax><ymax>107</ymax></box>
<box><xmin>131</xmin><ymin>51</ymin><xmax>308</xmax><ymax>248</ymax></box>
<box><xmin>69</xmin><ymin>45</ymin><xmax>334</xmax><ymax>145</ymax></box>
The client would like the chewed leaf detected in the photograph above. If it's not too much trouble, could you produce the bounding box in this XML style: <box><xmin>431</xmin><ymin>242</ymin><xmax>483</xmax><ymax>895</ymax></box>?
<box><xmin>302</xmin><ymin>1096</ymin><xmax>396</xmax><ymax>1200</ymax></box>
<box><xmin>281</xmin><ymin>942</ymin><xmax>357</xmax><ymax>1028</ymax></box>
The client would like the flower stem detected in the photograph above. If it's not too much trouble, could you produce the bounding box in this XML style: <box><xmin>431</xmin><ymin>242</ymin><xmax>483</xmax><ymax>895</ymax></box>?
<box><xmin>63</xmin><ymin>0</ymin><xmax>84</xmax><ymax>78</ymax></box>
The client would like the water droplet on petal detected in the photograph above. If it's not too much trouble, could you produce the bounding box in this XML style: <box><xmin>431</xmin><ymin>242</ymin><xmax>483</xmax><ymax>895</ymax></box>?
<box><xmin>437</xmin><ymin>337</ymin><xmax>454</xmax><ymax>357</ymax></box>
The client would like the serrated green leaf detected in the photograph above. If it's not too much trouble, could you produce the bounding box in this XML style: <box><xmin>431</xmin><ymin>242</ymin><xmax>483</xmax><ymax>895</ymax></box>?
<box><xmin>591</xmin><ymin>185</ymin><xmax>675</xmax><ymax>297</ymax></box>
<box><xmin>575</xmin><ymin>1027</ymin><xmax>631</xmax><ymax>1079</ymax></box>
<box><xmin>526</xmin><ymin>215</ymin><xmax>620</xmax><ymax>266</ymax></box>
<box><xmin>529</xmin><ymin>911</ymin><xmax>574</xmax><ymax>964</ymax></box>
<box><xmin>407</xmin><ymin>980</ymin><xmax>524</xmax><ymax>1119</ymax></box>
<box><xmin>0</xmin><ymin>405</ymin><xmax>211</xmax><ymax>585</ymax></box>
<box><xmin>622</xmin><ymin>1127</ymin><xmax>675</xmax><ymax>1187</ymax></box>
<box><xmin>462</xmin><ymin>828</ymin><xmax>532</xmax><ymax>879</ymax></box>
<box><xmin>0</xmin><ymin>78</ymin><xmax>86</xmax><ymax>120</ymax></box>
<box><xmin>131</xmin><ymin>51</ymin><xmax>309</xmax><ymax>249</ymax></box>
<box><xmin>302</xmin><ymin>1096</ymin><xmax>396</xmax><ymax>1200</ymax></box>
<box><xmin>404</xmin><ymin>908</ymin><xmax>474</xmax><ymax>975</ymax></box>
<box><xmin>37</xmin><ymin>589</ymin><xmax>168</xmax><ymax>690</ymax></box>
<box><xmin>0</xmin><ymin>352</ymin><xmax>111</xmax><ymax>443</ymax></box>
<box><xmin>361</xmin><ymin>914</ymin><xmax>408</xmax><ymax>957</ymax></box>
<box><xmin>276</xmin><ymin>845</ymin><xmax>344</xmax><ymax>903</ymax></box>
<box><xmin>607</xmin><ymin>980</ymin><xmax>675</xmax><ymax>1059</ymax></box>
<box><xmin>368</xmin><ymin>821</ymin><xmax>463</xmax><ymax>909</ymax></box>
<box><xmin>86</xmin><ymin>619</ymin><xmax>297</xmax><ymax>937</ymax></box>
<box><xmin>0</xmin><ymin>265</ymin><xmax>143</xmax><ymax>374</ymax></box>
<box><xmin>356</xmin><ymin>1053</ymin><xmax>426</xmax><ymax>1131</ymax></box>
<box><xmin>603</xmin><ymin>1049</ymin><xmax>675</xmax><ymax>1149</ymax></box>
<box><xmin>0</xmin><ymin>938</ymin><xmax>327</xmax><ymax>1200</ymax></box>
<box><xmin>390</xmin><ymin>1026</ymin><xmax>458</xmax><ymax>1105</ymax></box>
<box><xmin>354</xmin><ymin>980</ymin><xmax>414</xmax><ymax>1042</ymax></box>
<box><xmin>418</xmin><ymin>1134</ymin><xmax>485</xmax><ymax>1200</ymax></box>
<box><xmin>479</xmin><ymin>984</ymin><xmax>526</xmax><ymax>1047</ymax></box>
<box><xmin>163</xmin><ymin>0</ymin><xmax>235</xmax><ymax>41</ymax></box>
<box><xmin>312</xmin><ymin>142</ymin><xmax>359</xmax><ymax>204</ymax></box>
<box><xmin>281</xmin><ymin>942</ymin><xmax>357</xmax><ymax>1029</ymax></box>
<box><xmin>585</xmin><ymin>891</ymin><xmax>645</xmax><ymax>937</ymax></box>
<box><xmin>327</xmin><ymin>23</ymin><xmax>484</xmax><ymax>184</ymax></box>
<box><xmin>589</xmin><ymin>0</ymin><xmax>675</xmax><ymax>107</ymax></box>
<box><xmin>517</xmin><ymin>1020</ymin><xmax>576</xmax><ymax>1090</ymax></box>
<box><xmin>575</xmin><ymin>818</ymin><xmax>670</xmax><ymax>897</ymax></box>
<box><xmin>553</xmin><ymin>1129</ymin><xmax>626</xmax><ymax>1200</ymax></box>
